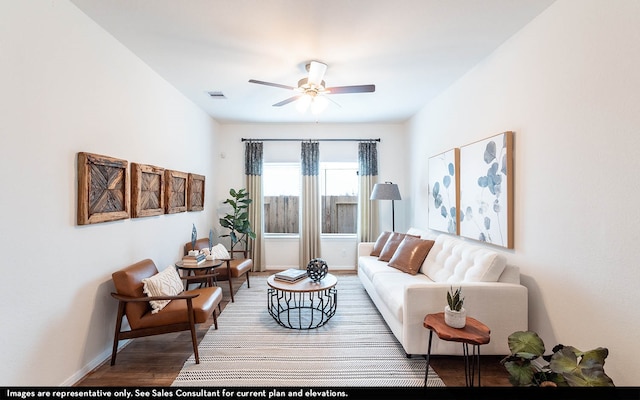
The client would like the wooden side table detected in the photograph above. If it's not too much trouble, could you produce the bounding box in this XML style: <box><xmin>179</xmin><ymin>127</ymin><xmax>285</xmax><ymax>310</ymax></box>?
<box><xmin>423</xmin><ymin>312</ymin><xmax>491</xmax><ymax>387</ymax></box>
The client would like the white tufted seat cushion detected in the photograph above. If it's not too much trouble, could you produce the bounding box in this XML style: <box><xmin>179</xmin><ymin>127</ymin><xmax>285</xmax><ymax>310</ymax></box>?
<box><xmin>420</xmin><ymin>235</ymin><xmax>506</xmax><ymax>283</ymax></box>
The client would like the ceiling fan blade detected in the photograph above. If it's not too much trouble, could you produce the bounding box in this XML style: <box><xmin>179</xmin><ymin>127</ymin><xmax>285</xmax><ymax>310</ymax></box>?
<box><xmin>249</xmin><ymin>79</ymin><xmax>296</xmax><ymax>91</ymax></box>
<box><xmin>307</xmin><ymin>61</ymin><xmax>327</xmax><ymax>87</ymax></box>
<box><xmin>273</xmin><ymin>95</ymin><xmax>302</xmax><ymax>107</ymax></box>
<box><xmin>326</xmin><ymin>84</ymin><xmax>376</xmax><ymax>94</ymax></box>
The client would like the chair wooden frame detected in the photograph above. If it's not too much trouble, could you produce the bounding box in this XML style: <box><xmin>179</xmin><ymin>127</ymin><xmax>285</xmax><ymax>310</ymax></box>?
<box><xmin>110</xmin><ymin>262</ymin><xmax>221</xmax><ymax>366</ymax></box>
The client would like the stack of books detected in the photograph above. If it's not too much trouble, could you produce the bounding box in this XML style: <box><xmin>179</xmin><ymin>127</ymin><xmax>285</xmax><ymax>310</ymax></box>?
<box><xmin>182</xmin><ymin>252</ymin><xmax>206</xmax><ymax>266</ymax></box>
<box><xmin>274</xmin><ymin>268</ymin><xmax>308</xmax><ymax>283</ymax></box>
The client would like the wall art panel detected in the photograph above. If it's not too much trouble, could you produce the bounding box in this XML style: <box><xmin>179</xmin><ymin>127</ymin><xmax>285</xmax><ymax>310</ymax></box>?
<box><xmin>77</xmin><ymin>152</ymin><xmax>130</xmax><ymax>225</ymax></box>
<box><xmin>428</xmin><ymin>148</ymin><xmax>459</xmax><ymax>234</ymax></box>
<box><xmin>459</xmin><ymin>131</ymin><xmax>514</xmax><ymax>248</ymax></box>
<box><xmin>187</xmin><ymin>173</ymin><xmax>205</xmax><ymax>211</ymax></box>
<box><xmin>131</xmin><ymin>163</ymin><xmax>165</xmax><ymax>218</ymax></box>
<box><xmin>165</xmin><ymin>170</ymin><xmax>188</xmax><ymax>214</ymax></box>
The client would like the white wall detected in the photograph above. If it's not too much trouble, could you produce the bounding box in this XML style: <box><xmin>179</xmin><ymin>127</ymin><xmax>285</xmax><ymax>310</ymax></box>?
<box><xmin>0</xmin><ymin>1</ymin><xmax>219</xmax><ymax>385</ymax></box>
<box><xmin>215</xmin><ymin>124</ymin><xmax>407</xmax><ymax>269</ymax></box>
<box><xmin>407</xmin><ymin>0</ymin><xmax>640</xmax><ymax>386</ymax></box>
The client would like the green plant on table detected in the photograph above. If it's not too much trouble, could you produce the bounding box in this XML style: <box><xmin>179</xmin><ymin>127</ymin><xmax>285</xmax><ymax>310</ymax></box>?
<box><xmin>446</xmin><ymin>286</ymin><xmax>464</xmax><ymax>311</ymax></box>
<box><xmin>500</xmin><ymin>330</ymin><xmax>614</xmax><ymax>387</ymax></box>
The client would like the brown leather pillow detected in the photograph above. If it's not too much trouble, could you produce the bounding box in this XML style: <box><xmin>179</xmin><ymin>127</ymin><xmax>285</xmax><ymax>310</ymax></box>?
<box><xmin>388</xmin><ymin>236</ymin><xmax>436</xmax><ymax>275</ymax></box>
<box><xmin>370</xmin><ymin>231</ymin><xmax>392</xmax><ymax>257</ymax></box>
<box><xmin>378</xmin><ymin>232</ymin><xmax>409</xmax><ymax>262</ymax></box>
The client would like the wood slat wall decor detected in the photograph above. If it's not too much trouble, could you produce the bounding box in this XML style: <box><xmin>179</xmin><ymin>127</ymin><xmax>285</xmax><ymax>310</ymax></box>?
<box><xmin>131</xmin><ymin>163</ymin><xmax>165</xmax><ymax>218</ymax></box>
<box><xmin>165</xmin><ymin>170</ymin><xmax>188</xmax><ymax>214</ymax></box>
<box><xmin>77</xmin><ymin>152</ymin><xmax>130</xmax><ymax>225</ymax></box>
<box><xmin>187</xmin><ymin>173</ymin><xmax>205</xmax><ymax>212</ymax></box>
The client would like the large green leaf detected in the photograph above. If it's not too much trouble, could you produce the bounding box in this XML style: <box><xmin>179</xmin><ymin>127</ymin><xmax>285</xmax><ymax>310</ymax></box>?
<box><xmin>507</xmin><ymin>331</ymin><xmax>545</xmax><ymax>359</ymax></box>
<box><xmin>550</xmin><ymin>346</ymin><xmax>614</xmax><ymax>387</ymax></box>
<box><xmin>503</xmin><ymin>360</ymin><xmax>536</xmax><ymax>386</ymax></box>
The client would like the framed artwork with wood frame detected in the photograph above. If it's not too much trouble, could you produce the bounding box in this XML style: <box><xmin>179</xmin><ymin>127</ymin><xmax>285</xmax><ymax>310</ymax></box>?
<box><xmin>131</xmin><ymin>163</ymin><xmax>165</xmax><ymax>218</ymax></box>
<box><xmin>459</xmin><ymin>131</ymin><xmax>514</xmax><ymax>249</ymax></box>
<box><xmin>165</xmin><ymin>169</ymin><xmax>188</xmax><ymax>214</ymax></box>
<box><xmin>187</xmin><ymin>173</ymin><xmax>205</xmax><ymax>211</ymax></box>
<box><xmin>77</xmin><ymin>152</ymin><xmax>130</xmax><ymax>225</ymax></box>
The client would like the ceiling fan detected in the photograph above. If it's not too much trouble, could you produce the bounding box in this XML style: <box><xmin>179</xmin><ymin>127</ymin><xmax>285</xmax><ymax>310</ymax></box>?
<box><xmin>248</xmin><ymin>61</ymin><xmax>375</xmax><ymax>113</ymax></box>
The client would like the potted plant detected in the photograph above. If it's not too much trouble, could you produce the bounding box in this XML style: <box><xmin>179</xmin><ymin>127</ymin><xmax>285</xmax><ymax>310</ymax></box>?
<box><xmin>444</xmin><ymin>286</ymin><xmax>466</xmax><ymax>328</ymax></box>
<box><xmin>219</xmin><ymin>188</ymin><xmax>256</xmax><ymax>253</ymax></box>
<box><xmin>500</xmin><ymin>330</ymin><xmax>614</xmax><ymax>387</ymax></box>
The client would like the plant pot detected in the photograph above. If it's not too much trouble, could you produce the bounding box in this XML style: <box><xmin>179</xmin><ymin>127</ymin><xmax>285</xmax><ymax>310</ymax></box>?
<box><xmin>444</xmin><ymin>305</ymin><xmax>467</xmax><ymax>328</ymax></box>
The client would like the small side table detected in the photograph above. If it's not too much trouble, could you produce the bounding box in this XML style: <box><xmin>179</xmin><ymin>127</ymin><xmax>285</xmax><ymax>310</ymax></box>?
<box><xmin>423</xmin><ymin>312</ymin><xmax>490</xmax><ymax>387</ymax></box>
<box><xmin>175</xmin><ymin>259</ymin><xmax>224</xmax><ymax>289</ymax></box>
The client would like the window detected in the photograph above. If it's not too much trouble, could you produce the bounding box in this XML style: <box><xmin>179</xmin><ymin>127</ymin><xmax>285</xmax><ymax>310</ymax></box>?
<box><xmin>263</xmin><ymin>162</ymin><xmax>358</xmax><ymax>235</ymax></box>
<box><xmin>320</xmin><ymin>162</ymin><xmax>358</xmax><ymax>234</ymax></box>
<box><xmin>263</xmin><ymin>163</ymin><xmax>300</xmax><ymax>234</ymax></box>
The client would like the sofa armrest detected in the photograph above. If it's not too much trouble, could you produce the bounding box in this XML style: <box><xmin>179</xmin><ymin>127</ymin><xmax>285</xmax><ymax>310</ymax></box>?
<box><xmin>357</xmin><ymin>242</ymin><xmax>374</xmax><ymax>258</ymax></box>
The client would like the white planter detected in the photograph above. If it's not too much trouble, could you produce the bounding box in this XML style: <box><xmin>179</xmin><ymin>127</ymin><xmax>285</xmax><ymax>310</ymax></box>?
<box><xmin>444</xmin><ymin>305</ymin><xmax>467</xmax><ymax>328</ymax></box>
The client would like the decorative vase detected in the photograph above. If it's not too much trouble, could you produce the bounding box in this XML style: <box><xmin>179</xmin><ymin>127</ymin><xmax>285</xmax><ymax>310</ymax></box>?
<box><xmin>307</xmin><ymin>258</ymin><xmax>328</xmax><ymax>283</ymax></box>
<box><xmin>444</xmin><ymin>305</ymin><xmax>467</xmax><ymax>328</ymax></box>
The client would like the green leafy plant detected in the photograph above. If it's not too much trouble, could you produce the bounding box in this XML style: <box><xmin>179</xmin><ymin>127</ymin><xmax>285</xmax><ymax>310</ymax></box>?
<box><xmin>500</xmin><ymin>330</ymin><xmax>614</xmax><ymax>387</ymax></box>
<box><xmin>446</xmin><ymin>286</ymin><xmax>464</xmax><ymax>311</ymax></box>
<box><xmin>219</xmin><ymin>188</ymin><xmax>256</xmax><ymax>252</ymax></box>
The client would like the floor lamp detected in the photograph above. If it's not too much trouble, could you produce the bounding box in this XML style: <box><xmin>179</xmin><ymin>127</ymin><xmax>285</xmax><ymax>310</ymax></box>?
<box><xmin>370</xmin><ymin>181</ymin><xmax>402</xmax><ymax>231</ymax></box>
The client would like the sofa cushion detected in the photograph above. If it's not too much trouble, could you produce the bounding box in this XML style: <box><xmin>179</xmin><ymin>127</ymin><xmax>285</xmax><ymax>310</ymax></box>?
<box><xmin>142</xmin><ymin>266</ymin><xmax>185</xmax><ymax>314</ymax></box>
<box><xmin>359</xmin><ymin>255</ymin><xmax>405</xmax><ymax>282</ymax></box>
<box><xmin>421</xmin><ymin>235</ymin><xmax>507</xmax><ymax>283</ymax></box>
<box><xmin>372</xmin><ymin>271</ymin><xmax>433</xmax><ymax>323</ymax></box>
<box><xmin>370</xmin><ymin>231</ymin><xmax>392</xmax><ymax>257</ymax></box>
<box><xmin>388</xmin><ymin>236</ymin><xmax>436</xmax><ymax>275</ymax></box>
<box><xmin>378</xmin><ymin>232</ymin><xmax>418</xmax><ymax>262</ymax></box>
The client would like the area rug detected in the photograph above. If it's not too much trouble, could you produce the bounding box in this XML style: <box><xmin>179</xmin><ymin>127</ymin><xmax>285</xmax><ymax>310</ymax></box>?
<box><xmin>172</xmin><ymin>275</ymin><xmax>445</xmax><ymax>387</ymax></box>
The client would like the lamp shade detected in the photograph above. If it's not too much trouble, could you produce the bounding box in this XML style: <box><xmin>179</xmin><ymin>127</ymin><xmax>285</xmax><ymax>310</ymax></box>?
<box><xmin>370</xmin><ymin>182</ymin><xmax>401</xmax><ymax>201</ymax></box>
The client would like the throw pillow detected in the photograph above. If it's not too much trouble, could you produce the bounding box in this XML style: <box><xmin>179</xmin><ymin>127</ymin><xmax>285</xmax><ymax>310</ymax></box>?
<box><xmin>142</xmin><ymin>266</ymin><xmax>184</xmax><ymax>314</ymax></box>
<box><xmin>210</xmin><ymin>243</ymin><xmax>231</xmax><ymax>260</ymax></box>
<box><xmin>370</xmin><ymin>231</ymin><xmax>392</xmax><ymax>257</ymax></box>
<box><xmin>388</xmin><ymin>236</ymin><xmax>436</xmax><ymax>275</ymax></box>
<box><xmin>378</xmin><ymin>232</ymin><xmax>409</xmax><ymax>262</ymax></box>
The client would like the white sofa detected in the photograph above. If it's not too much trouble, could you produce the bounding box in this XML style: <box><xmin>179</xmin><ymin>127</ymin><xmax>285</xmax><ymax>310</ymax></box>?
<box><xmin>357</xmin><ymin>228</ymin><xmax>528</xmax><ymax>356</ymax></box>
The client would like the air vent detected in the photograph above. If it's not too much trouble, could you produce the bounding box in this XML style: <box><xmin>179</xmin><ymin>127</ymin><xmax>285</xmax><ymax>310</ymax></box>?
<box><xmin>207</xmin><ymin>91</ymin><xmax>227</xmax><ymax>99</ymax></box>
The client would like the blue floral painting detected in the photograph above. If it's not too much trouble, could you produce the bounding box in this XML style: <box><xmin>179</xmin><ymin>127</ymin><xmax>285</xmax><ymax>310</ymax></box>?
<box><xmin>459</xmin><ymin>131</ymin><xmax>514</xmax><ymax>248</ymax></box>
<box><xmin>428</xmin><ymin>149</ymin><xmax>459</xmax><ymax>234</ymax></box>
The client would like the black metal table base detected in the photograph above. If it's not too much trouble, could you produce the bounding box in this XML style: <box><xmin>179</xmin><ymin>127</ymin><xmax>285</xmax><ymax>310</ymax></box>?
<box><xmin>267</xmin><ymin>287</ymin><xmax>337</xmax><ymax>329</ymax></box>
<box><xmin>424</xmin><ymin>331</ymin><xmax>482</xmax><ymax>387</ymax></box>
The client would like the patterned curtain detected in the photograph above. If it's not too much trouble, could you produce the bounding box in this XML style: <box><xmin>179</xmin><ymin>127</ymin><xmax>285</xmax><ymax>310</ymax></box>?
<box><xmin>358</xmin><ymin>141</ymin><xmax>379</xmax><ymax>242</ymax></box>
<box><xmin>299</xmin><ymin>141</ymin><xmax>321</xmax><ymax>267</ymax></box>
<box><xmin>245</xmin><ymin>141</ymin><xmax>264</xmax><ymax>271</ymax></box>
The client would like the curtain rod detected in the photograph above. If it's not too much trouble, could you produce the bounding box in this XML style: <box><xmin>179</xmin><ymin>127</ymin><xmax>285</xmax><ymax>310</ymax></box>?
<box><xmin>241</xmin><ymin>138</ymin><xmax>380</xmax><ymax>142</ymax></box>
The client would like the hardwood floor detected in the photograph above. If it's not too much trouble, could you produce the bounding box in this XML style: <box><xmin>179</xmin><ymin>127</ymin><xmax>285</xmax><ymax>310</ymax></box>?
<box><xmin>75</xmin><ymin>271</ymin><xmax>511</xmax><ymax>387</ymax></box>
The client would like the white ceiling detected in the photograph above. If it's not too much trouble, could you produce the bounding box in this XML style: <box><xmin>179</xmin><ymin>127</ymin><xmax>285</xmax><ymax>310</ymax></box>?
<box><xmin>71</xmin><ymin>0</ymin><xmax>555</xmax><ymax>124</ymax></box>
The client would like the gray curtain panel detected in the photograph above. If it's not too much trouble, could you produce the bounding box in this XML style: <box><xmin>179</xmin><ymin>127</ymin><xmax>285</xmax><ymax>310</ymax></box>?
<box><xmin>244</xmin><ymin>141</ymin><xmax>264</xmax><ymax>271</ymax></box>
<box><xmin>358</xmin><ymin>141</ymin><xmax>379</xmax><ymax>242</ymax></box>
<box><xmin>300</xmin><ymin>141</ymin><xmax>321</xmax><ymax>266</ymax></box>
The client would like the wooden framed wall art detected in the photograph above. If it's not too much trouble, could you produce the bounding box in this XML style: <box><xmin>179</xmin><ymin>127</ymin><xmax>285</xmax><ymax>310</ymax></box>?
<box><xmin>165</xmin><ymin>169</ymin><xmax>188</xmax><ymax>214</ymax></box>
<box><xmin>77</xmin><ymin>152</ymin><xmax>130</xmax><ymax>225</ymax></box>
<box><xmin>459</xmin><ymin>131</ymin><xmax>514</xmax><ymax>248</ymax></box>
<box><xmin>131</xmin><ymin>163</ymin><xmax>165</xmax><ymax>218</ymax></box>
<box><xmin>428</xmin><ymin>148</ymin><xmax>460</xmax><ymax>235</ymax></box>
<box><xmin>187</xmin><ymin>173</ymin><xmax>205</xmax><ymax>211</ymax></box>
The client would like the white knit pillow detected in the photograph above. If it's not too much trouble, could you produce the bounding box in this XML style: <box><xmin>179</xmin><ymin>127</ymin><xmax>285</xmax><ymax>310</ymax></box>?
<box><xmin>210</xmin><ymin>243</ymin><xmax>231</xmax><ymax>260</ymax></box>
<box><xmin>142</xmin><ymin>266</ymin><xmax>184</xmax><ymax>314</ymax></box>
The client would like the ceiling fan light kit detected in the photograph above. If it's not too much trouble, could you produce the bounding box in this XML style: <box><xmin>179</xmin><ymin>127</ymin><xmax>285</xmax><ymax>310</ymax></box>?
<box><xmin>249</xmin><ymin>61</ymin><xmax>375</xmax><ymax>114</ymax></box>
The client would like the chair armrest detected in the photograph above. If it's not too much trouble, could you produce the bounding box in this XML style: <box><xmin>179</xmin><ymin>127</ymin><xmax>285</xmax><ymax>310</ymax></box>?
<box><xmin>111</xmin><ymin>292</ymin><xmax>199</xmax><ymax>302</ymax></box>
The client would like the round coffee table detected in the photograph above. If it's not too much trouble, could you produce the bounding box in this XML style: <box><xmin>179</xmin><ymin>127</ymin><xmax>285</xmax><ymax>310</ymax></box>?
<box><xmin>267</xmin><ymin>273</ymin><xmax>337</xmax><ymax>329</ymax></box>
